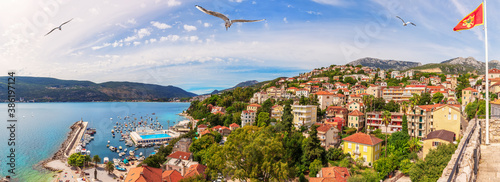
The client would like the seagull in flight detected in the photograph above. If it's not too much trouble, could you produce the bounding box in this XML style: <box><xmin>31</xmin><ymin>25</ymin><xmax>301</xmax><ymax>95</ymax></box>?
<box><xmin>396</xmin><ymin>16</ymin><xmax>416</xmax><ymax>26</ymax></box>
<box><xmin>195</xmin><ymin>5</ymin><xmax>265</xmax><ymax>30</ymax></box>
<box><xmin>45</xmin><ymin>18</ymin><xmax>73</xmax><ymax>36</ymax></box>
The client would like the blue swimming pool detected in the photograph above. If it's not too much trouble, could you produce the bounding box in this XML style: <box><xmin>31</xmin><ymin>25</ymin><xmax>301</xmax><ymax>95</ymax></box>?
<box><xmin>140</xmin><ymin>133</ymin><xmax>171</xmax><ymax>139</ymax></box>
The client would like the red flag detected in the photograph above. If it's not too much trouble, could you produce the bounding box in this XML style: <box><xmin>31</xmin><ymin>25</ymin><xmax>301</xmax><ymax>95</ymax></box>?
<box><xmin>453</xmin><ymin>3</ymin><xmax>484</xmax><ymax>31</ymax></box>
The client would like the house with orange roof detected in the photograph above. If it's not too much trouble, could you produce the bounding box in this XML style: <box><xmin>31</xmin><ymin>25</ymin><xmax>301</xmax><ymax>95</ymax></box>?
<box><xmin>316</xmin><ymin>91</ymin><xmax>335</xmax><ymax>110</ymax></box>
<box><xmin>326</xmin><ymin>106</ymin><xmax>348</xmax><ymax>121</ymax></box>
<box><xmin>348</xmin><ymin>94</ymin><xmax>362</xmax><ymax>103</ymax></box>
<box><xmin>342</xmin><ymin>132</ymin><xmax>383</xmax><ymax>164</ymax></box>
<box><xmin>325</xmin><ymin>117</ymin><xmax>346</xmax><ymax>131</ymax></box>
<box><xmin>489</xmin><ymin>68</ymin><xmax>500</xmax><ymax>79</ymax></box>
<box><xmin>197</xmin><ymin>124</ymin><xmax>208</xmax><ymax>134</ymax></box>
<box><xmin>309</xmin><ymin>167</ymin><xmax>351</xmax><ymax>182</ymax></box>
<box><xmin>162</xmin><ymin>170</ymin><xmax>183</xmax><ymax>182</ymax></box>
<box><xmin>407</xmin><ymin>104</ymin><xmax>462</xmax><ymax>139</ymax></box>
<box><xmin>184</xmin><ymin>164</ymin><xmax>207</xmax><ymax>179</ymax></box>
<box><xmin>286</xmin><ymin>87</ymin><xmax>299</xmax><ymax>94</ymax></box>
<box><xmin>164</xmin><ymin>151</ymin><xmax>198</xmax><ymax>176</ymax></box>
<box><xmin>347</xmin><ymin>101</ymin><xmax>363</xmax><ymax>112</ymax></box>
<box><xmin>296</xmin><ymin>88</ymin><xmax>310</xmax><ymax>98</ymax></box>
<box><xmin>351</xmin><ymin>85</ymin><xmax>367</xmax><ymax>95</ymax></box>
<box><xmin>229</xmin><ymin>123</ymin><xmax>240</xmax><ymax>130</ymax></box>
<box><xmin>271</xmin><ymin>105</ymin><xmax>284</xmax><ymax>121</ymax></box>
<box><xmin>348</xmin><ymin>110</ymin><xmax>364</xmax><ymax>130</ymax></box>
<box><xmin>316</xmin><ymin>124</ymin><xmax>340</xmax><ymax>149</ymax></box>
<box><xmin>124</xmin><ymin>165</ymin><xmax>163</xmax><ymax>182</ymax></box>
<box><xmin>367</xmin><ymin>85</ymin><xmax>381</xmax><ymax>98</ymax></box>
<box><xmin>461</xmin><ymin>87</ymin><xmax>479</xmax><ymax>109</ymax></box>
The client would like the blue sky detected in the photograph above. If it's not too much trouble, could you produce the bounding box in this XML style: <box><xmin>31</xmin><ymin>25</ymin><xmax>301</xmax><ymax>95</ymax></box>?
<box><xmin>0</xmin><ymin>0</ymin><xmax>498</xmax><ymax>94</ymax></box>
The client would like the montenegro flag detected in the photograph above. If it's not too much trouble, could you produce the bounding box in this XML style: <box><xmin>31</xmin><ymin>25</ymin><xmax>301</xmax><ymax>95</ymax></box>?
<box><xmin>453</xmin><ymin>3</ymin><xmax>484</xmax><ymax>31</ymax></box>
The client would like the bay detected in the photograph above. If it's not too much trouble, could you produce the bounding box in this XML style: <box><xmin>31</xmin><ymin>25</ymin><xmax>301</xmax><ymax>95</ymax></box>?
<box><xmin>0</xmin><ymin>102</ymin><xmax>190</xmax><ymax>182</ymax></box>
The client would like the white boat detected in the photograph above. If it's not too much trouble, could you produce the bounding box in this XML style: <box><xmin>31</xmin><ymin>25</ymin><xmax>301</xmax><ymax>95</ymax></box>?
<box><xmin>117</xmin><ymin>149</ymin><xmax>120</xmax><ymax>153</ymax></box>
<box><xmin>124</xmin><ymin>148</ymin><xmax>128</xmax><ymax>152</ymax></box>
<box><xmin>119</xmin><ymin>152</ymin><xmax>123</xmax><ymax>157</ymax></box>
<box><xmin>109</xmin><ymin>146</ymin><xmax>116</xmax><ymax>151</ymax></box>
<box><xmin>119</xmin><ymin>146</ymin><xmax>122</xmax><ymax>150</ymax></box>
<box><xmin>103</xmin><ymin>157</ymin><xmax>109</xmax><ymax>163</ymax></box>
<box><xmin>86</xmin><ymin>150</ymin><xmax>91</xmax><ymax>155</ymax></box>
<box><xmin>129</xmin><ymin>151</ymin><xmax>135</xmax><ymax>155</ymax></box>
<box><xmin>139</xmin><ymin>152</ymin><xmax>143</xmax><ymax>156</ymax></box>
<box><xmin>108</xmin><ymin>141</ymin><xmax>110</xmax><ymax>144</ymax></box>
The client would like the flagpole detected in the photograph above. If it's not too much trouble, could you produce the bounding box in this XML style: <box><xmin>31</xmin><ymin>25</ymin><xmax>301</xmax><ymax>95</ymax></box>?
<box><xmin>484</xmin><ymin>0</ymin><xmax>490</xmax><ymax>145</ymax></box>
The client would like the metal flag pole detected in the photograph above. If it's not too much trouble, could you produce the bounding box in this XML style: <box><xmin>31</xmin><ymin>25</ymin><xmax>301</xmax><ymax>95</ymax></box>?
<box><xmin>484</xmin><ymin>0</ymin><xmax>490</xmax><ymax>145</ymax></box>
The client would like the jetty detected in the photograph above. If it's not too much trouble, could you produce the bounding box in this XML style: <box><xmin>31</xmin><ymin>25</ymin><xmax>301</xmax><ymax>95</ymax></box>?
<box><xmin>65</xmin><ymin>120</ymin><xmax>88</xmax><ymax>157</ymax></box>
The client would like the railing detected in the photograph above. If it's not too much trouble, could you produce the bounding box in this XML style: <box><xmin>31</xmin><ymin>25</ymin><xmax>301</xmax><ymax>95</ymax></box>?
<box><xmin>447</xmin><ymin>116</ymin><xmax>479</xmax><ymax>182</ymax></box>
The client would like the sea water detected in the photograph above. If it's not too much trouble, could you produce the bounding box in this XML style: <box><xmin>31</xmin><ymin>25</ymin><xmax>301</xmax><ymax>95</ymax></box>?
<box><xmin>0</xmin><ymin>102</ymin><xmax>190</xmax><ymax>182</ymax></box>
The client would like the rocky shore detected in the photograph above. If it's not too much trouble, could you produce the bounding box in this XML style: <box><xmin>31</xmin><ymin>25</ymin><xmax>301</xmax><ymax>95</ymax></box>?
<box><xmin>41</xmin><ymin>120</ymin><xmax>85</xmax><ymax>172</ymax></box>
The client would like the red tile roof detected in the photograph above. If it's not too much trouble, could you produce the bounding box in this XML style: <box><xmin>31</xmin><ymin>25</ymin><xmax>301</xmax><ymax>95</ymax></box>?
<box><xmin>184</xmin><ymin>164</ymin><xmax>207</xmax><ymax>178</ymax></box>
<box><xmin>489</xmin><ymin>68</ymin><xmax>500</xmax><ymax>74</ymax></box>
<box><xmin>316</xmin><ymin>124</ymin><xmax>332</xmax><ymax>133</ymax></box>
<box><xmin>342</xmin><ymin>132</ymin><xmax>383</xmax><ymax>146</ymax></box>
<box><xmin>124</xmin><ymin>166</ymin><xmax>162</xmax><ymax>182</ymax></box>
<box><xmin>463</xmin><ymin>87</ymin><xmax>478</xmax><ymax>92</ymax></box>
<box><xmin>229</xmin><ymin>123</ymin><xmax>240</xmax><ymax>128</ymax></box>
<box><xmin>162</xmin><ymin>170</ymin><xmax>183</xmax><ymax>182</ymax></box>
<box><xmin>348</xmin><ymin>110</ymin><xmax>363</xmax><ymax>116</ymax></box>
<box><xmin>316</xmin><ymin>91</ymin><xmax>334</xmax><ymax>95</ymax></box>
<box><xmin>248</xmin><ymin>103</ymin><xmax>262</xmax><ymax>107</ymax></box>
<box><xmin>167</xmin><ymin>151</ymin><xmax>192</xmax><ymax>160</ymax></box>
<box><xmin>198</xmin><ymin>124</ymin><xmax>207</xmax><ymax>129</ymax></box>
<box><xmin>310</xmin><ymin>167</ymin><xmax>351</xmax><ymax>182</ymax></box>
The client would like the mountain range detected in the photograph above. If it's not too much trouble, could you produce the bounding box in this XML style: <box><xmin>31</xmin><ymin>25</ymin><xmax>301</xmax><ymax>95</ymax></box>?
<box><xmin>211</xmin><ymin>80</ymin><xmax>260</xmax><ymax>95</ymax></box>
<box><xmin>0</xmin><ymin>77</ymin><xmax>197</xmax><ymax>102</ymax></box>
<box><xmin>347</xmin><ymin>57</ymin><xmax>499</xmax><ymax>74</ymax></box>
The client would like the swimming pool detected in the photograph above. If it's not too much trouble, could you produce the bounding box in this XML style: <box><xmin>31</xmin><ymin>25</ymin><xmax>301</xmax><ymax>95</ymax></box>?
<box><xmin>140</xmin><ymin>133</ymin><xmax>171</xmax><ymax>139</ymax></box>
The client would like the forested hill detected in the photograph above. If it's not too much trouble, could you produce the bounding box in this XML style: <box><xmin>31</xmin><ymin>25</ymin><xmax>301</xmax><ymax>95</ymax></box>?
<box><xmin>0</xmin><ymin>76</ymin><xmax>196</xmax><ymax>102</ymax></box>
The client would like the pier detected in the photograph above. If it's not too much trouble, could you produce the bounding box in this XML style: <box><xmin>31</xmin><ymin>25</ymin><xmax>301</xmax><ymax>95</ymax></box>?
<box><xmin>64</xmin><ymin>120</ymin><xmax>88</xmax><ymax>157</ymax></box>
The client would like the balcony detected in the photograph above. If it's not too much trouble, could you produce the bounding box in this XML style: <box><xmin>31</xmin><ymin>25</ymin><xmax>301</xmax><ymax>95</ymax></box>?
<box><xmin>353</xmin><ymin>150</ymin><xmax>361</xmax><ymax>155</ymax></box>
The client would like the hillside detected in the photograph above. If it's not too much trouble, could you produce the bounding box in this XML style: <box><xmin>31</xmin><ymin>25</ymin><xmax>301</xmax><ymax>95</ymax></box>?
<box><xmin>0</xmin><ymin>77</ymin><xmax>197</xmax><ymax>102</ymax></box>
<box><xmin>347</xmin><ymin>57</ymin><xmax>422</xmax><ymax>70</ymax></box>
<box><xmin>210</xmin><ymin>80</ymin><xmax>260</xmax><ymax>95</ymax></box>
<box><xmin>410</xmin><ymin>57</ymin><xmax>500</xmax><ymax>74</ymax></box>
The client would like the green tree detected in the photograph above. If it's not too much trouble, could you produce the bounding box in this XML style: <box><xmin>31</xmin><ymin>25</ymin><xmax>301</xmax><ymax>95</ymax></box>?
<box><xmin>374</xmin><ymin>156</ymin><xmax>396</xmax><ymax>179</ymax></box>
<box><xmin>302</xmin><ymin>125</ymin><xmax>326</xmax><ymax>166</ymax></box>
<box><xmin>382</xmin><ymin>111</ymin><xmax>392</xmax><ymax>157</ymax></box>
<box><xmin>399</xmin><ymin>159</ymin><xmax>413</xmax><ymax>175</ymax></box>
<box><xmin>190</xmin><ymin>134</ymin><xmax>218</xmax><ymax>163</ymax></box>
<box><xmin>409</xmin><ymin>143</ymin><xmax>457</xmax><ymax>182</ymax></box>
<box><xmin>68</xmin><ymin>153</ymin><xmax>85</xmax><ymax>167</ymax></box>
<box><xmin>92</xmin><ymin>155</ymin><xmax>101</xmax><ymax>180</ymax></box>
<box><xmin>384</xmin><ymin>100</ymin><xmax>399</xmax><ymax>112</ymax></box>
<box><xmin>105</xmin><ymin>161</ymin><xmax>114</xmax><ymax>174</ymax></box>
<box><xmin>326</xmin><ymin>147</ymin><xmax>346</xmax><ymax>161</ymax></box>
<box><xmin>408</xmin><ymin>137</ymin><xmax>422</xmax><ymax>153</ymax></box>
<box><xmin>401</xmin><ymin>101</ymin><xmax>409</xmax><ymax>135</ymax></box>
<box><xmin>432</xmin><ymin>92</ymin><xmax>444</xmax><ymax>104</ymax></box>
<box><xmin>205</xmin><ymin>126</ymin><xmax>289</xmax><ymax>181</ymax></box>
<box><xmin>309</xmin><ymin>159</ymin><xmax>323</xmax><ymax>177</ymax></box>
<box><xmin>282</xmin><ymin>103</ymin><xmax>294</xmax><ymax>133</ymax></box>
<box><xmin>179</xmin><ymin>175</ymin><xmax>209</xmax><ymax>182</ymax></box>
<box><xmin>419</xmin><ymin>93</ymin><xmax>432</xmax><ymax>105</ymax></box>
<box><xmin>344</xmin><ymin>77</ymin><xmax>357</xmax><ymax>85</ymax></box>
<box><xmin>257</xmin><ymin>112</ymin><xmax>270</xmax><ymax>127</ymax></box>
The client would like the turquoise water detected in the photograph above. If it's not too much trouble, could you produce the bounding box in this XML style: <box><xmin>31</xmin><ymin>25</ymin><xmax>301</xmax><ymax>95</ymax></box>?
<box><xmin>140</xmin><ymin>133</ymin><xmax>171</xmax><ymax>139</ymax></box>
<box><xmin>0</xmin><ymin>102</ymin><xmax>190</xmax><ymax>182</ymax></box>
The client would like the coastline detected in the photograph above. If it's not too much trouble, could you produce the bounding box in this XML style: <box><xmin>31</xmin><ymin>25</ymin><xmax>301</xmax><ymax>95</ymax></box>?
<box><xmin>40</xmin><ymin>120</ymin><xmax>87</xmax><ymax>172</ymax></box>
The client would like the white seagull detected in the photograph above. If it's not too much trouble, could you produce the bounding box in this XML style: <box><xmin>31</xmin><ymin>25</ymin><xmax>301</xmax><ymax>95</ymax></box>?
<box><xmin>45</xmin><ymin>18</ymin><xmax>73</xmax><ymax>36</ymax></box>
<box><xmin>195</xmin><ymin>5</ymin><xmax>265</xmax><ymax>30</ymax></box>
<box><xmin>396</xmin><ymin>16</ymin><xmax>416</xmax><ymax>26</ymax></box>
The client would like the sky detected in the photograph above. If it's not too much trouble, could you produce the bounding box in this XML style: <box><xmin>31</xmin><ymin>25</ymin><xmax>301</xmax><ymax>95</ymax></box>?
<box><xmin>0</xmin><ymin>0</ymin><xmax>499</xmax><ymax>94</ymax></box>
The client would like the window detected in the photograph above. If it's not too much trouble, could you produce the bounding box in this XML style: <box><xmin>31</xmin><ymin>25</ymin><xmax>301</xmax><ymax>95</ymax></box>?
<box><xmin>348</xmin><ymin>143</ymin><xmax>352</xmax><ymax>149</ymax></box>
<box><xmin>433</xmin><ymin>141</ymin><xmax>440</xmax><ymax>146</ymax></box>
<box><xmin>454</xmin><ymin>114</ymin><xmax>457</xmax><ymax>120</ymax></box>
<box><xmin>448</xmin><ymin>114</ymin><xmax>451</xmax><ymax>120</ymax></box>
<box><xmin>363</xmin><ymin>146</ymin><xmax>367</xmax><ymax>152</ymax></box>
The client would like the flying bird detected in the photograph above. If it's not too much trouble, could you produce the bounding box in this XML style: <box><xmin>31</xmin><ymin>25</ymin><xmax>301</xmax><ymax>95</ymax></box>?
<box><xmin>45</xmin><ymin>18</ymin><xmax>73</xmax><ymax>36</ymax></box>
<box><xmin>195</xmin><ymin>5</ymin><xmax>265</xmax><ymax>30</ymax></box>
<box><xmin>396</xmin><ymin>16</ymin><xmax>416</xmax><ymax>26</ymax></box>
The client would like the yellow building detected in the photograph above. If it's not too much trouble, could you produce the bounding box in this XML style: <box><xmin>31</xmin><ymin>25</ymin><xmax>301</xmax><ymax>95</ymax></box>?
<box><xmin>342</xmin><ymin>132</ymin><xmax>383</xmax><ymax>164</ymax></box>
<box><xmin>292</xmin><ymin>105</ymin><xmax>317</xmax><ymax>128</ymax></box>
<box><xmin>423</xmin><ymin>130</ymin><xmax>455</xmax><ymax>160</ymax></box>
<box><xmin>433</xmin><ymin>104</ymin><xmax>463</xmax><ymax>138</ymax></box>
<box><xmin>461</xmin><ymin>87</ymin><xmax>478</xmax><ymax>109</ymax></box>
<box><xmin>247</xmin><ymin>103</ymin><xmax>261</xmax><ymax>112</ymax></box>
<box><xmin>348</xmin><ymin>110</ymin><xmax>364</xmax><ymax>130</ymax></box>
<box><xmin>271</xmin><ymin>105</ymin><xmax>284</xmax><ymax>121</ymax></box>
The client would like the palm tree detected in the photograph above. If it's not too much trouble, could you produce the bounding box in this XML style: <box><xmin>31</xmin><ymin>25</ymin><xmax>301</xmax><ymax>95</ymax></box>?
<box><xmin>401</xmin><ymin>101</ymin><xmax>409</xmax><ymax>134</ymax></box>
<box><xmin>92</xmin><ymin>155</ymin><xmax>101</xmax><ymax>179</ymax></box>
<box><xmin>408</xmin><ymin>137</ymin><xmax>422</xmax><ymax>153</ymax></box>
<box><xmin>105</xmin><ymin>161</ymin><xmax>114</xmax><ymax>175</ymax></box>
<box><xmin>382</xmin><ymin>110</ymin><xmax>392</xmax><ymax>157</ymax></box>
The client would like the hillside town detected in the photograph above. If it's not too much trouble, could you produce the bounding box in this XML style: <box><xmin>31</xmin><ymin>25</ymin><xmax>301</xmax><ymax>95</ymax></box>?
<box><xmin>117</xmin><ymin>64</ymin><xmax>498</xmax><ymax>182</ymax></box>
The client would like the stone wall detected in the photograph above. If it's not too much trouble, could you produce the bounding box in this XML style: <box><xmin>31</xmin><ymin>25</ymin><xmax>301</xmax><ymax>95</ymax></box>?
<box><xmin>438</xmin><ymin>119</ymin><xmax>481</xmax><ymax>182</ymax></box>
<box><xmin>480</xmin><ymin>119</ymin><xmax>500</xmax><ymax>143</ymax></box>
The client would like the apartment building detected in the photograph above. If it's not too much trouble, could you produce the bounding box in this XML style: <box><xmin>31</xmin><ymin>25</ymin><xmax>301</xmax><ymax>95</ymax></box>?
<box><xmin>292</xmin><ymin>105</ymin><xmax>318</xmax><ymax>128</ymax></box>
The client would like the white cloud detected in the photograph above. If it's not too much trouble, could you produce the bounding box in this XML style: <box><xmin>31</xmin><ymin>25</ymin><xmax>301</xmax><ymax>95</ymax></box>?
<box><xmin>128</xmin><ymin>19</ymin><xmax>137</xmax><ymax>24</ymax></box>
<box><xmin>89</xmin><ymin>8</ymin><xmax>99</xmax><ymax>15</ymax></box>
<box><xmin>133</xmin><ymin>41</ymin><xmax>141</xmax><ymax>46</ymax></box>
<box><xmin>189</xmin><ymin>36</ymin><xmax>199</xmax><ymax>42</ymax></box>
<box><xmin>311</xmin><ymin>0</ymin><xmax>344</xmax><ymax>6</ymax></box>
<box><xmin>150</xmin><ymin>21</ymin><xmax>172</xmax><ymax>29</ymax></box>
<box><xmin>91</xmin><ymin>43</ymin><xmax>111</xmax><ymax>50</ymax></box>
<box><xmin>306</xmin><ymin>11</ymin><xmax>322</xmax><ymax>15</ymax></box>
<box><xmin>160</xmin><ymin>35</ymin><xmax>180</xmax><ymax>42</ymax></box>
<box><xmin>150</xmin><ymin>38</ymin><xmax>157</xmax><ymax>43</ymax></box>
<box><xmin>203</xmin><ymin>23</ymin><xmax>211</xmax><ymax>27</ymax></box>
<box><xmin>183</xmin><ymin>24</ymin><xmax>197</xmax><ymax>32</ymax></box>
<box><xmin>283</xmin><ymin>17</ymin><xmax>288</xmax><ymax>23</ymax></box>
<box><xmin>137</xmin><ymin>28</ymin><xmax>151</xmax><ymax>38</ymax></box>
<box><xmin>229</xmin><ymin>0</ymin><xmax>244</xmax><ymax>3</ymax></box>
<box><xmin>167</xmin><ymin>0</ymin><xmax>181</xmax><ymax>7</ymax></box>
<box><xmin>124</xmin><ymin>36</ymin><xmax>137</xmax><ymax>42</ymax></box>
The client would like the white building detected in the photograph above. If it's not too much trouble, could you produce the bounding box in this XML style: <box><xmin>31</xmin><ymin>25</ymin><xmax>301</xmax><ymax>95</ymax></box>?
<box><xmin>241</xmin><ymin>110</ymin><xmax>256</xmax><ymax>127</ymax></box>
